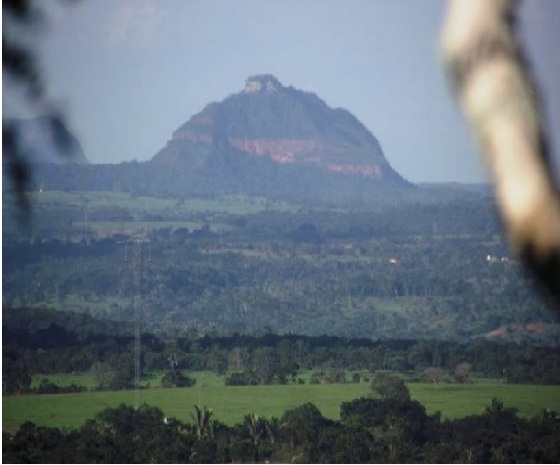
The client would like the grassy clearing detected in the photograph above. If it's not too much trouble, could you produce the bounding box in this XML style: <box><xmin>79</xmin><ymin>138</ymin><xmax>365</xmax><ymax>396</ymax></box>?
<box><xmin>12</xmin><ymin>190</ymin><xmax>299</xmax><ymax>239</ymax></box>
<box><xmin>2</xmin><ymin>383</ymin><xmax>369</xmax><ymax>430</ymax></box>
<box><xmin>32</xmin><ymin>294</ymin><xmax>132</xmax><ymax>316</ymax></box>
<box><xmin>5</xmin><ymin>376</ymin><xmax>559</xmax><ymax>430</ymax></box>
<box><xmin>73</xmin><ymin>220</ymin><xmax>233</xmax><ymax>237</ymax></box>
<box><xmin>409</xmin><ymin>382</ymin><xmax>560</xmax><ymax>419</ymax></box>
<box><xmin>27</xmin><ymin>191</ymin><xmax>297</xmax><ymax>216</ymax></box>
<box><xmin>366</xmin><ymin>296</ymin><xmax>428</xmax><ymax>314</ymax></box>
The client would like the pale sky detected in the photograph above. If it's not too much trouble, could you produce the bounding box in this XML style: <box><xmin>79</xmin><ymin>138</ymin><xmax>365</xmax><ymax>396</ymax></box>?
<box><xmin>3</xmin><ymin>0</ymin><xmax>559</xmax><ymax>183</ymax></box>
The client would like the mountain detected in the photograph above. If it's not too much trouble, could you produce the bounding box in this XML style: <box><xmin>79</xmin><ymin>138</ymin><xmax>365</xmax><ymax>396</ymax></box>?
<box><xmin>21</xmin><ymin>75</ymin><xmax>412</xmax><ymax>204</ymax></box>
<box><xmin>153</xmin><ymin>74</ymin><xmax>405</xmax><ymax>181</ymax></box>
<box><xmin>148</xmin><ymin>75</ymin><xmax>410</xmax><ymax>201</ymax></box>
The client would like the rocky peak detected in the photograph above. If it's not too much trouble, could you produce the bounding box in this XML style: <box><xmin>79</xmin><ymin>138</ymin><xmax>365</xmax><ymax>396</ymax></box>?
<box><xmin>244</xmin><ymin>74</ymin><xmax>281</xmax><ymax>93</ymax></box>
<box><xmin>152</xmin><ymin>75</ymin><xmax>411</xmax><ymax>193</ymax></box>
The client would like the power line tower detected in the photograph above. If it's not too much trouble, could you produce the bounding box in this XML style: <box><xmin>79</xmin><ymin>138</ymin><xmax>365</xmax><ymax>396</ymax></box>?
<box><xmin>132</xmin><ymin>237</ymin><xmax>146</xmax><ymax>409</ymax></box>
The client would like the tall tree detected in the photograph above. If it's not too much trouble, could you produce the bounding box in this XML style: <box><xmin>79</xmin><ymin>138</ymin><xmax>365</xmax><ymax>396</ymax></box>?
<box><xmin>370</xmin><ymin>373</ymin><xmax>411</xmax><ymax>402</ymax></box>
<box><xmin>191</xmin><ymin>405</ymin><xmax>214</xmax><ymax>440</ymax></box>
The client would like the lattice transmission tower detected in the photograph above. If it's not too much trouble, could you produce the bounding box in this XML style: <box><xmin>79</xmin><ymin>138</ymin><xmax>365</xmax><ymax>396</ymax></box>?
<box><xmin>132</xmin><ymin>237</ymin><xmax>146</xmax><ymax>409</ymax></box>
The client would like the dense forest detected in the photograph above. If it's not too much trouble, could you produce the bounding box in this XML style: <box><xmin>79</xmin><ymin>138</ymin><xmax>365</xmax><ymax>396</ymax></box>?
<box><xmin>3</xmin><ymin>189</ymin><xmax>558</xmax><ymax>343</ymax></box>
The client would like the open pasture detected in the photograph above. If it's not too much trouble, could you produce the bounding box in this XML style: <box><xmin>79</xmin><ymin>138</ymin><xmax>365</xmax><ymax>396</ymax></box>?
<box><xmin>4</xmin><ymin>376</ymin><xmax>559</xmax><ymax>430</ymax></box>
<box><xmin>26</xmin><ymin>191</ymin><xmax>296</xmax><ymax>216</ymax></box>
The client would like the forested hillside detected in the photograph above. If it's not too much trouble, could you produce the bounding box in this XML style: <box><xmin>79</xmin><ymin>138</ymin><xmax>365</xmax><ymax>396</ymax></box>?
<box><xmin>3</xmin><ymin>189</ymin><xmax>558</xmax><ymax>342</ymax></box>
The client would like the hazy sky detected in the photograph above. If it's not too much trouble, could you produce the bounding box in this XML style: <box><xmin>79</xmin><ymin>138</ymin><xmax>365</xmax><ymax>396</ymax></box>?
<box><xmin>3</xmin><ymin>0</ymin><xmax>559</xmax><ymax>183</ymax></box>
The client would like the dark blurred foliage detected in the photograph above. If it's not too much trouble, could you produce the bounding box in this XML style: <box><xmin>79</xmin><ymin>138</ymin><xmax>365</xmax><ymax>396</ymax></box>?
<box><xmin>3</xmin><ymin>0</ymin><xmax>80</xmax><ymax>219</ymax></box>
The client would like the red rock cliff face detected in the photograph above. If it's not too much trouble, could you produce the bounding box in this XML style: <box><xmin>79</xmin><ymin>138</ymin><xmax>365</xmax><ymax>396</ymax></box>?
<box><xmin>228</xmin><ymin>138</ymin><xmax>323</xmax><ymax>164</ymax></box>
<box><xmin>229</xmin><ymin>138</ymin><xmax>382</xmax><ymax>178</ymax></box>
<box><xmin>163</xmin><ymin>130</ymin><xmax>383</xmax><ymax>178</ymax></box>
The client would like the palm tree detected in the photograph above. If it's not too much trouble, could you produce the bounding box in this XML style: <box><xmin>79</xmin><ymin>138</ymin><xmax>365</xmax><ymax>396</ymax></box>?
<box><xmin>244</xmin><ymin>413</ymin><xmax>267</xmax><ymax>462</ymax></box>
<box><xmin>484</xmin><ymin>397</ymin><xmax>506</xmax><ymax>416</ymax></box>
<box><xmin>484</xmin><ymin>396</ymin><xmax>519</xmax><ymax>423</ymax></box>
<box><xmin>191</xmin><ymin>405</ymin><xmax>213</xmax><ymax>439</ymax></box>
<box><xmin>266</xmin><ymin>416</ymin><xmax>280</xmax><ymax>445</ymax></box>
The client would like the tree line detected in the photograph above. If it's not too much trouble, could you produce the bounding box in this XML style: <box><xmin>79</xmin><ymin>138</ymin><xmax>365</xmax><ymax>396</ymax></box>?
<box><xmin>3</xmin><ymin>380</ymin><xmax>559</xmax><ymax>463</ymax></box>
<box><xmin>3</xmin><ymin>308</ymin><xmax>560</xmax><ymax>394</ymax></box>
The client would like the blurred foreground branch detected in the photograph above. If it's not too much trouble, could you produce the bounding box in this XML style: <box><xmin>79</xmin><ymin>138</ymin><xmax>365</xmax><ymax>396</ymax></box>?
<box><xmin>3</xmin><ymin>0</ymin><xmax>78</xmax><ymax>219</ymax></box>
<box><xmin>441</xmin><ymin>0</ymin><xmax>560</xmax><ymax>305</ymax></box>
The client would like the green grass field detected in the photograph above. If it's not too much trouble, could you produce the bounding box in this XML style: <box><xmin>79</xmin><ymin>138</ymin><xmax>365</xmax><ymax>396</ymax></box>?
<box><xmin>26</xmin><ymin>191</ymin><xmax>297</xmax><ymax>216</ymax></box>
<box><xmin>4</xmin><ymin>373</ymin><xmax>560</xmax><ymax>430</ymax></box>
<box><xmin>7</xmin><ymin>190</ymin><xmax>298</xmax><ymax>239</ymax></box>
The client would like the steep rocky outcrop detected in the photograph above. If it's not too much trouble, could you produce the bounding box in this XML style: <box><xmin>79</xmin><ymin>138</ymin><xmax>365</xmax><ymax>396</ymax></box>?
<box><xmin>151</xmin><ymin>74</ymin><xmax>409</xmax><ymax>188</ymax></box>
